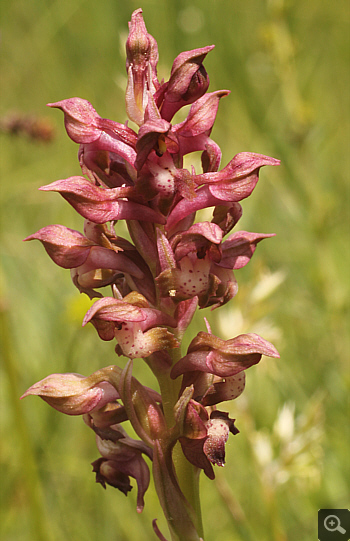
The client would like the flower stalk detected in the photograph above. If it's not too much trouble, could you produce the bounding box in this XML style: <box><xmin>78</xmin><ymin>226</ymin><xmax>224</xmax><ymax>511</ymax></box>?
<box><xmin>22</xmin><ymin>8</ymin><xmax>280</xmax><ymax>540</ymax></box>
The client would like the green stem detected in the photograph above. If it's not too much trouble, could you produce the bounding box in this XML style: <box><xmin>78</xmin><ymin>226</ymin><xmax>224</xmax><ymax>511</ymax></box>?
<box><xmin>172</xmin><ymin>443</ymin><xmax>203</xmax><ymax>539</ymax></box>
<box><xmin>155</xmin><ymin>346</ymin><xmax>204</xmax><ymax>540</ymax></box>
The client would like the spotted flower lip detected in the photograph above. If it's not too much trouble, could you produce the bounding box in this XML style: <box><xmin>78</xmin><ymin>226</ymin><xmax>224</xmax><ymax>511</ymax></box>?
<box><xmin>156</xmin><ymin>221</ymin><xmax>273</xmax><ymax>309</ymax></box>
<box><xmin>83</xmin><ymin>295</ymin><xmax>179</xmax><ymax>358</ymax></box>
<box><xmin>156</xmin><ymin>223</ymin><xmax>224</xmax><ymax>303</ymax></box>
<box><xmin>82</xmin><ymin>296</ymin><xmax>147</xmax><ymax>341</ymax></box>
<box><xmin>201</xmin><ymin>372</ymin><xmax>246</xmax><ymax>407</ymax></box>
<box><xmin>202</xmin><ymin>411</ymin><xmax>239</xmax><ymax>467</ymax></box>
<box><xmin>176</xmin><ymin>398</ymin><xmax>239</xmax><ymax>478</ymax></box>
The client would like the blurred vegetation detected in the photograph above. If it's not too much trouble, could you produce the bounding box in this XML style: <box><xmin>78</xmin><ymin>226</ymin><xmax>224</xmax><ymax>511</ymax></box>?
<box><xmin>1</xmin><ymin>1</ymin><xmax>349</xmax><ymax>540</ymax></box>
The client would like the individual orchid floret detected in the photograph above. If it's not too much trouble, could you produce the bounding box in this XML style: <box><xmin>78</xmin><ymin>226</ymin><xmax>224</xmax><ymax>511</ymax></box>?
<box><xmin>21</xmin><ymin>372</ymin><xmax>119</xmax><ymax>415</ymax></box>
<box><xmin>47</xmin><ymin>98</ymin><xmax>138</xmax><ymax>169</ymax></box>
<box><xmin>125</xmin><ymin>8</ymin><xmax>159</xmax><ymax>126</ymax></box>
<box><xmin>156</xmin><ymin>222</ymin><xmax>271</xmax><ymax>309</ymax></box>
<box><xmin>166</xmin><ymin>152</ymin><xmax>280</xmax><ymax>231</ymax></box>
<box><xmin>24</xmin><ymin>224</ymin><xmax>145</xmax><ymax>295</ymax></box>
<box><xmin>24</xmin><ymin>222</ymin><xmax>157</xmax><ymax>302</ymax></box>
<box><xmin>172</xmin><ymin>90</ymin><xmax>229</xmax><ymax>163</ymax></box>
<box><xmin>156</xmin><ymin>222</ymin><xmax>224</xmax><ymax>306</ymax></box>
<box><xmin>48</xmin><ymin>98</ymin><xmax>135</xmax><ymax>145</ymax></box>
<box><xmin>175</xmin><ymin>394</ymin><xmax>239</xmax><ymax>478</ymax></box>
<box><xmin>39</xmin><ymin>176</ymin><xmax>166</xmax><ymax>225</ymax></box>
<box><xmin>171</xmin><ymin>331</ymin><xmax>279</xmax><ymax>380</ymax></box>
<box><xmin>89</xmin><ymin>421</ymin><xmax>152</xmax><ymax>513</ymax></box>
<box><xmin>156</xmin><ymin>45</ymin><xmax>214</xmax><ymax>122</ymax></box>
<box><xmin>180</xmin><ymin>411</ymin><xmax>239</xmax><ymax>475</ymax></box>
<box><xmin>83</xmin><ymin>293</ymin><xmax>179</xmax><ymax>358</ymax></box>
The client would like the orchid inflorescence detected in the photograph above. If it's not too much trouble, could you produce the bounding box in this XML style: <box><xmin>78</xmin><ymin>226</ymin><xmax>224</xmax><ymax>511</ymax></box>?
<box><xmin>22</xmin><ymin>9</ymin><xmax>280</xmax><ymax>541</ymax></box>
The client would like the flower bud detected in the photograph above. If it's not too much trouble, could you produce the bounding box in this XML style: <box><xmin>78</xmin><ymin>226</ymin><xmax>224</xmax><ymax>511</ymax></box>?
<box><xmin>158</xmin><ymin>46</ymin><xmax>214</xmax><ymax>122</ymax></box>
<box><xmin>125</xmin><ymin>9</ymin><xmax>159</xmax><ymax>125</ymax></box>
<box><xmin>118</xmin><ymin>360</ymin><xmax>167</xmax><ymax>445</ymax></box>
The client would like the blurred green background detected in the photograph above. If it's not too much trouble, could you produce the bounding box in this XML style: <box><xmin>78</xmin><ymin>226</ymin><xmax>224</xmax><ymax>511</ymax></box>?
<box><xmin>1</xmin><ymin>1</ymin><xmax>349</xmax><ymax>540</ymax></box>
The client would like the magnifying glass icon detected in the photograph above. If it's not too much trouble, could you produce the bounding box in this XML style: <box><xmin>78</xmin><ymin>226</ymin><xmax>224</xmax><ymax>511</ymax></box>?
<box><xmin>324</xmin><ymin>515</ymin><xmax>346</xmax><ymax>534</ymax></box>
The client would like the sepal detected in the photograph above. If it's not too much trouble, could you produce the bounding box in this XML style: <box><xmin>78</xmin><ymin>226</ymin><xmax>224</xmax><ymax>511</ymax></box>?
<box><xmin>21</xmin><ymin>371</ymin><xmax>119</xmax><ymax>415</ymax></box>
<box><xmin>39</xmin><ymin>176</ymin><xmax>166</xmax><ymax>224</ymax></box>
